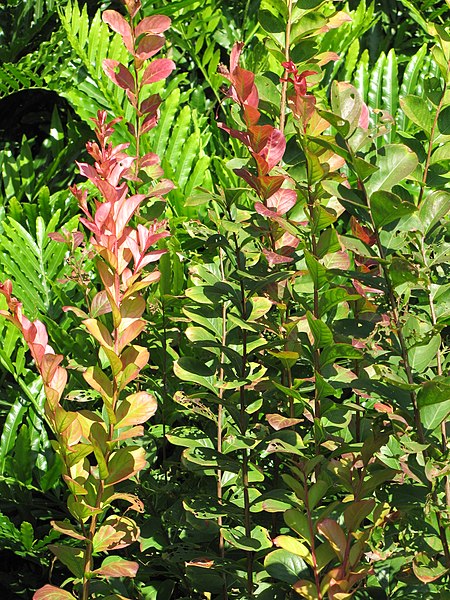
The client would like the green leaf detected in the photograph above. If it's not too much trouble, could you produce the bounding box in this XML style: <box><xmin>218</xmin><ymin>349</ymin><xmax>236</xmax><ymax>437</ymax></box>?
<box><xmin>264</xmin><ymin>549</ymin><xmax>308</xmax><ymax>584</ymax></box>
<box><xmin>370</xmin><ymin>190</ymin><xmax>417</xmax><ymax>228</ymax></box>
<box><xmin>418</xmin><ymin>191</ymin><xmax>450</xmax><ymax>234</ymax></box>
<box><xmin>320</xmin><ymin>343</ymin><xmax>362</xmax><ymax>368</ymax></box>
<box><xmin>173</xmin><ymin>357</ymin><xmax>218</xmax><ymax>394</ymax></box>
<box><xmin>304</xmin><ymin>250</ymin><xmax>328</xmax><ymax>289</ymax></box>
<box><xmin>49</xmin><ymin>544</ymin><xmax>84</xmax><ymax>578</ymax></box>
<box><xmin>221</xmin><ymin>525</ymin><xmax>272</xmax><ymax>551</ymax></box>
<box><xmin>417</xmin><ymin>378</ymin><xmax>450</xmax><ymax>430</ymax></box>
<box><xmin>306</xmin><ymin>312</ymin><xmax>333</xmax><ymax>349</ymax></box>
<box><xmin>366</xmin><ymin>144</ymin><xmax>418</xmax><ymax>194</ymax></box>
<box><xmin>400</xmin><ymin>95</ymin><xmax>433</xmax><ymax>134</ymax></box>
<box><xmin>166</xmin><ymin>427</ymin><xmax>214</xmax><ymax>449</ymax></box>
<box><xmin>382</xmin><ymin>49</ymin><xmax>398</xmax><ymax>143</ymax></box>
<box><xmin>284</xmin><ymin>509</ymin><xmax>311</xmax><ymax>543</ymax></box>
<box><xmin>408</xmin><ymin>335</ymin><xmax>441</xmax><ymax>373</ymax></box>
<box><xmin>0</xmin><ymin>397</ymin><xmax>27</xmax><ymax>474</ymax></box>
<box><xmin>105</xmin><ymin>447</ymin><xmax>147</xmax><ymax>486</ymax></box>
<box><xmin>344</xmin><ymin>499</ymin><xmax>375</xmax><ymax>532</ymax></box>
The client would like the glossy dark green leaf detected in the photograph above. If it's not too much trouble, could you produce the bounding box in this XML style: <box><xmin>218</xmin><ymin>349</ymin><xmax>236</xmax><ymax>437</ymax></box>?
<box><xmin>264</xmin><ymin>549</ymin><xmax>308</xmax><ymax>584</ymax></box>
<box><xmin>417</xmin><ymin>378</ymin><xmax>450</xmax><ymax>430</ymax></box>
<box><xmin>370</xmin><ymin>190</ymin><xmax>417</xmax><ymax>228</ymax></box>
<box><xmin>366</xmin><ymin>144</ymin><xmax>418</xmax><ymax>194</ymax></box>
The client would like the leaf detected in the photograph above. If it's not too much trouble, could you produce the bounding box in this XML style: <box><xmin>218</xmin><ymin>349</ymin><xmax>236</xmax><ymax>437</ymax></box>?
<box><xmin>33</xmin><ymin>586</ymin><xmax>76</xmax><ymax>600</ymax></box>
<box><xmin>221</xmin><ymin>525</ymin><xmax>272</xmax><ymax>551</ymax></box>
<box><xmin>49</xmin><ymin>544</ymin><xmax>84</xmax><ymax>578</ymax></box>
<box><xmin>417</xmin><ymin>378</ymin><xmax>450</xmax><ymax>430</ymax></box>
<box><xmin>0</xmin><ymin>397</ymin><xmax>27</xmax><ymax>474</ymax></box>
<box><xmin>264</xmin><ymin>549</ymin><xmax>308</xmax><ymax>584</ymax></box>
<box><xmin>408</xmin><ymin>335</ymin><xmax>441</xmax><ymax>373</ymax></box>
<box><xmin>304</xmin><ymin>250</ymin><xmax>328</xmax><ymax>289</ymax></box>
<box><xmin>284</xmin><ymin>509</ymin><xmax>311</xmax><ymax>543</ymax></box>
<box><xmin>344</xmin><ymin>499</ymin><xmax>375</xmax><ymax>532</ymax></box>
<box><xmin>320</xmin><ymin>344</ymin><xmax>362</xmax><ymax>368</ymax></box>
<box><xmin>51</xmin><ymin>521</ymin><xmax>86</xmax><ymax>542</ymax></box>
<box><xmin>247</xmin><ymin>296</ymin><xmax>272</xmax><ymax>321</ymax></box>
<box><xmin>173</xmin><ymin>358</ymin><xmax>218</xmax><ymax>394</ymax></box>
<box><xmin>142</xmin><ymin>59</ymin><xmax>175</xmax><ymax>85</ymax></box>
<box><xmin>273</xmin><ymin>535</ymin><xmax>309</xmax><ymax>558</ymax></box>
<box><xmin>306</xmin><ymin>312</ymin><xmax>333</xmax><ymax>349</ymax></box>
<box><xmin>292</xmin><ymin>580</ymin><xmax>318</xmax><ymax>598</ymax></box>
<box><xmin>400</xmin><ymin>95</ymin><xmax>433</xmax><ymax>134</ymax></box>
<box><xmin>95</xmin><ymin>556</ymin><xmax>139</xmax><ymax>578</ymax></box>
<box><xmin>105</xmin><ymin>447</ymin><xmax>147</xmax><ymax>486</ymax></box>
<box><xmin>370</xmin><ymin>190</ymin><xmax>417</xmax><ymax>228</ymax></box>
<box><xmin>317</xmin><ymin>519</ymin><xmax>347</xmax><ymax>560</ymax></box>
<box><xmin>266</xmin><ymin>414</ymin><xmax>302</xmax><ymax>430</ymax></box>
<box><xmin>136</xmin><ymin>15</ymin><xmax>171</xmax><ymax>36</ymax></box>
<box><xmin>115</xmin><ymin>392</ymin><xmax>157</xmax><ymax>428</ymax></box>
<box><xmin>366</xmin><ymin>144</ymin><xmax>418</xmax><ymax>194</ymax></box>
<box><xmin>412</xmin><ymin>552</ymin><xmax>448</xmax><ymax>583</ymax></box>
<box><xmin>93</xmin><ymin>516</ymin><xmax>139</xmax><ymax>552</ymax></box>
<box><xmin>102</xmin><ymin>59</ymin><xmax>135</xmax><ymax>92</ymax></box>
<box><xmin>331</xmin><ymin>81</ymin><xmax>363</xmax><ymax>136</ymax></box>
<box><xmin>418</xmin><ymin>191</ymin><xmax>450</xmax><ymax>234</ymax></box>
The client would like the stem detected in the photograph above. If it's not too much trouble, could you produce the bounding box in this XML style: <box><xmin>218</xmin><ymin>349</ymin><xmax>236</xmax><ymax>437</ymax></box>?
<box><xmin>231</xmin><ymin>226</ymin><xmax>253</xmax><ymax>597</ymax></box>
<box><xmin>418</xmin><ymin>80</ymin><xmax>448</xmax><ymax>205</ymax></box>
<box><xmin>162</xmin><ymin>300</ymin><xmax>168</xmax><ymax>482</ymax></box>
<box><xmin>304</xmin><ymin>478</ymin><xmax>323</xmax><ymax>600</ymax></box>
<box><xmin>304</xmin><ymin>151</ymin><xmax>322</xmax><ymax>426</ymax></box>
<box><xmin>279</xmin><ymin>0</ymin><xmax>294</xmax><ymax>134</ymax></box>
<box><xmin>218</xmin><ymin>248</ymin><xmax>228</xmax><ymax>600</ymax></box>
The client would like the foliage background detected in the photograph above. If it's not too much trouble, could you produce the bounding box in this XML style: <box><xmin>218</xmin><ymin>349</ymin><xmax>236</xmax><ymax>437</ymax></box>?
<box><xmin>1</xmin><ymin>0</ymin><xmax>450</xmax><ymax>598</ymax></box>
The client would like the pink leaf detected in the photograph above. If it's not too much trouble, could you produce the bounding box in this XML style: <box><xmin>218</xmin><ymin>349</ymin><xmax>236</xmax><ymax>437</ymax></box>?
<box><xmin>105</xmin><ymin>447</ymin><xmax>147</xmax><ymax>485</ymax></box>
<box><xmin>95</xmin><ymin>556</ymin><xmax>139</xmax><ymax>578</ymax></box>
<box><xmin>142</xmin><ymin>58</ymin><xmax>176</xmax><ymax>85</ymax></box>
<box><xmin>102</xmin><ymin>10</ymin><xmax>134</xmax><ymax>53</ymax></box>
<box><xmin>33</xmin><ymin>585</ymin><xmax>76</xmax><ymax>600</ymax></box>
<box><xmin>136</xmin><ymin>15</ymin><xmax>171</xmax><ymax>36</ymax></box>
<box><xmin>359</xmin><ymin>101</ymin><xmax>369</xmax><ymax>129</ymax></box>
<box><xmin>267</xmin><ymin>188</ymin><xmax>297</xmax><ymax>215</ymax></box>
<box><xmin>136</xmin><ymin>35</ymin><xmax>165</xmax><ymax>60</ymax></box>
<box><xmin>115</xmin><ymin>391</ymin><xmax>157</xmax><ymax>427</ymax></box>
<box><xmin>262</xmin><ymin>249</ymin><xmax>294</xmax><ymax>265</ymax></box>
<box><xmin>103</xmin><ymin>60</ymin><xmax>135</xmax><ymax>92</ymax></box>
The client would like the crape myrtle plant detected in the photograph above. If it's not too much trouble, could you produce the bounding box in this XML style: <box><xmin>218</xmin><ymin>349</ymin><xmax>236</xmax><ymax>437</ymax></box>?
<box><xmin>173</xmin><ymin>2</ymin><xmax>450</xmax><ymax>600</ymax></box>
<box><xmin>0</xmin><ymin>1</ymin><xmax>174</xmax><ymax>599</ymax></box>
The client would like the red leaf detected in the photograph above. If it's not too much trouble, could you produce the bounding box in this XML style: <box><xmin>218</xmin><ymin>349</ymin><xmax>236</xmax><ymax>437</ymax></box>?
<box><xmin>350</xmin><ymin>216</ymin><xmax>376</xmax><ymax>246</ymax></box>
<box><xmin>102</xmin><ymin>60</ymin><xmax>135</xmax><ymax>92</ymax></box>
<box><xmin>142</xmin><ymin>58</ymin><xmax>176</xmax><ymax>85</ymax></box>
<box><xmin>136</xmin><ymin>35</ymin><xmax>165</xmax><ymax>60</ymax></box>
<box><xmin>95</xmin><ymin>556</ymin><xmax>139</xmax><ymax>578</ymax></box>
<box><xmin>136</xmin><ymin>15</ymin><xmax>171</xmax><ymax>36</ymax></box>
<box><xmin>140</xmin><ymin>93</ymin><xmax>161</xmax><ymax>115</ymax></box>
<box><xmin>102</xmin><ymin>10</ymin><xmax>134</xmax><ymax>53</ymax></box>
